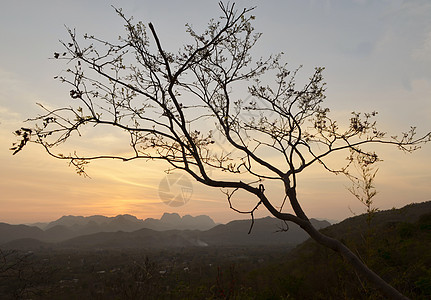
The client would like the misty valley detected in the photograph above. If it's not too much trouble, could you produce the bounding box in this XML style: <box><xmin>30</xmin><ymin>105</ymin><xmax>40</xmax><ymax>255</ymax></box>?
<box><xmin>1</xmin><ymin>202</ymin><xmax>431</xmax><ymax>299</ymax></box>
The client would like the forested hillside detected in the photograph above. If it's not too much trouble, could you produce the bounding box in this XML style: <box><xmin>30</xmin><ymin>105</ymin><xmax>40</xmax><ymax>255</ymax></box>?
<box><xmin>247</xmin><ymin>201</ymin><xmax>431</xmax><ymax>299</ymax></box>
<box><xmin>1</xmin><ymin>202</ymin><xmax>430</xmax><ymax>299</ymax></box>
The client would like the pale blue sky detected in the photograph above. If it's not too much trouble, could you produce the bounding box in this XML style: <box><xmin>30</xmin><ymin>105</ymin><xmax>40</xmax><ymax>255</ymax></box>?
<box><xmin>1</xmin><ymin>1</ymin><xmax>430</xmax><ymax>224</ymax></box>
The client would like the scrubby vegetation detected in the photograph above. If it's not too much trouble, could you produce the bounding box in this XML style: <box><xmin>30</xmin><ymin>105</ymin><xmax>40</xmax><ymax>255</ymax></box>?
<box><xmin>0</xmin><ymin>246</ymin><xmax>288</xmax><ymax>299</ymax></box>
<box><xmin>247</xmin><ymin>208</ymin><xmax>431</xmax><ymax>299</ymax></box>
<box><xmin>1</xmin><ymin>203</ymin><xmax>430</xmax><ymax>299</ymax></box>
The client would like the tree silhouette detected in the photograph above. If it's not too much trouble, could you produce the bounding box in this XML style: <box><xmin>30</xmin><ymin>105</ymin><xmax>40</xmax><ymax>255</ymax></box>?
<box><xmin>12</xmin><ymin>2</ymin><xmax>430</xmax><ymax>299</ymax></box>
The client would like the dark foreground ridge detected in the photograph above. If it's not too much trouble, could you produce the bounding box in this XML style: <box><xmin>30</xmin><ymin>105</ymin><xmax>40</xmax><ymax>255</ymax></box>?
<box><xmin>1</xmin><ymin>201</ymin><xmax>429</xmax><ymax>299</ymax></box>
<box><xmin>252</xmin><ymin>200</ymin><xmax>431</xmax><ymax>299</ymax></box>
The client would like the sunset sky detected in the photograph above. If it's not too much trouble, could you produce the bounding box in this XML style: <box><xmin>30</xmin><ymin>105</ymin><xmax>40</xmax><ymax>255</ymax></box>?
<box><xmin>1</xmin><ymin>0</ymin><xmax>430</xmax><ymax>225</ymax></box>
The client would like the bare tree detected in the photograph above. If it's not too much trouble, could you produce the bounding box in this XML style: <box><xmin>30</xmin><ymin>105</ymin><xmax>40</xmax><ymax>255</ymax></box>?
<box><xmin>0</xmin><ymin>250</ymin><xmax>54</xmax><ymax>298</ymax></box>
<box><xmin>11</xmin><ymin>2</ymin><xmax>430</xmax><ymax>299</ymax></box>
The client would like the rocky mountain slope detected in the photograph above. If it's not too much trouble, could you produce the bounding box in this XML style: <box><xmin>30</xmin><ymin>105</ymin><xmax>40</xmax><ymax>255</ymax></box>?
<box><xmin>0</xmin><ymin>214</ymin><xmax>330</xmax><ymax>249</ymax></box>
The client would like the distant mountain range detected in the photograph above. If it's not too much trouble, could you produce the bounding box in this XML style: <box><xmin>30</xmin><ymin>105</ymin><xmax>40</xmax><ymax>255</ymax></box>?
<box><xmin>0</xmin><ymin>213</ymin><xmax>215</xmax><ymax>244</ymax></box>
<box><xmin>5</xmin><ymin>199</ymin><xmax>430</xmax><ymax>251</ymax></box>
<box><xmin>0</xmin><ymin>213</ymin><xmax>330</xmax><ymax>250</ymax></box>
<box><xmin>33</xmin><ymin>212</ymin><xmax>217</xmax><ymax>232</ymax></box>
